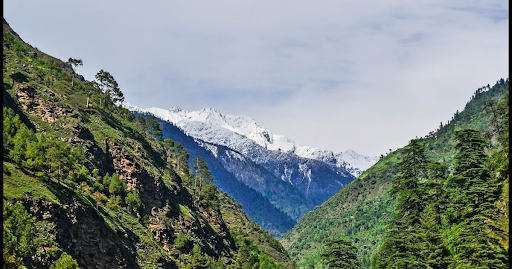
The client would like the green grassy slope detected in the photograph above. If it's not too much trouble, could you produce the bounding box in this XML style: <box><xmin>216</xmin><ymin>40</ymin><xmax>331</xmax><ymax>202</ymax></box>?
<box><xmin>3</xmin><ymin>18</ymin><xmax>294</xmax><ymax>269</ymax></box>
<box><xmin>280</xmin><ymin>79</ymin><xmax>508</xmax><ymax>268</ymax></box>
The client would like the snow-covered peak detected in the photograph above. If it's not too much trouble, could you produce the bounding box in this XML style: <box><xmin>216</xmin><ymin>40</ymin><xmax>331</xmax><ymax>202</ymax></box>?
<box><xmin>168</xmin><ymin>106</ymin><xmax>183</xmax><ymax>113</ymax></box>
<box><xmin>336</xmin><ymin>150</ymin><xmax>380</xmax><ymax>172</ymax></box>
<box><xmin>128</xmin><ymin>104</ymin><xmax>295</xmax><ymax>152</ymax></box>
<box><xmin>123</xmin><ymin>102</ymin><xmax>143</xmax><ymax>112</ymax></box>
<box><xmin>124</xmin><ymin>103</ymin><xmax>378</xmax><ymax>175</ymax></box>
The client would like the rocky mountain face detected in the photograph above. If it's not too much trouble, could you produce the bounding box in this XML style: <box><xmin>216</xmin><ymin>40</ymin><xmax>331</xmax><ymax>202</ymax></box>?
<box><xmin>127</xmin><ymin>105</ymin><xmax>378</xmax><ymax>236</ymax></box>
<box><xmin>3</xmin><ymin>18</ymin><xmax>295</xmax><ymax>268</ymax></box>
<box><xmin>149</xmin><ymin>115</ymin><xmax>298</xmax><ymax>236</ymax></box>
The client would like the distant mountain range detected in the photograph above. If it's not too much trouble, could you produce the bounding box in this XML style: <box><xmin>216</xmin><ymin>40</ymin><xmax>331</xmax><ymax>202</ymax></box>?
<box><xmin>126</xmin><ymin>104</ymin><xmax>378</xmax><ymax>236</ymax></box>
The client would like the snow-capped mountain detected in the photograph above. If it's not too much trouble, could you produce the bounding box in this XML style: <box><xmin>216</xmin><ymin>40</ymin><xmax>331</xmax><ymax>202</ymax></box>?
<box><xmin>125</xmin><ymin>103</ymin><xmax>378</xmax><ymax>176</ymax></box>
<box><xmin>126</xmin><ymin>103</ymin><xmax>378</xmax><ymax>236</ymax></box>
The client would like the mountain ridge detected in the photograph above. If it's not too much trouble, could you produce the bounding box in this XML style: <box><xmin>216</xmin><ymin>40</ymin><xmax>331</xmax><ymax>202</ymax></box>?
<box><xmin>124</xmin><ymin>103</ymin><xmax>379</xmax><ymax>177</ymax></box>
<box><xmin>280</xmin><ymin>78</ymin><xmax>509</xmax><ymax>268</ymax></box>
<box><xmin>3</xmin><ymin>18</ymin><xmax>296</xmax><ymax>268</ymax></box>
<box><xmin>128</xmin><ymin>105</ymin><xmax>366</xmax><ymax>237</ymax></box>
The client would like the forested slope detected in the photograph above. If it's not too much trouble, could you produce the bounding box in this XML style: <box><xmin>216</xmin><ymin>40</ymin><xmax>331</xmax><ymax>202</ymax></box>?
<box><xmin>281</xmin><ymin>79</ymin><xmax>509</xmax><ymax>268</ymax></box>
<box><xmin>3</xmin><ymin>18</ymin><xmax>295</xmax><ymax>269</ymax></box>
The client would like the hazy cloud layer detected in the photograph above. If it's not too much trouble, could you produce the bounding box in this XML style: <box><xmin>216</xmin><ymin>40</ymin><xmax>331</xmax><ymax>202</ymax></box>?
<box><xmin>5</xmin><ymin>0</ymin><xmax>508</xmax><ymax>156</ymax></box>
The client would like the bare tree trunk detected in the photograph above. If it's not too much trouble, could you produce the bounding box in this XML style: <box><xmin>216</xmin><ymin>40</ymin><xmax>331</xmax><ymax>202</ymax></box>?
<box><xmin>199</xmin><ymin>179</ymin><xmax>203</xmax><ymax>201</ymax></box>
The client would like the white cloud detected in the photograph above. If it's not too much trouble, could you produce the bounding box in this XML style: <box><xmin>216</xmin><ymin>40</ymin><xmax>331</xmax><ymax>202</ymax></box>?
<box><xmin>4</xmin><ymin>0</ymin><xmax>508</xmax><ymax>156</ymax></box>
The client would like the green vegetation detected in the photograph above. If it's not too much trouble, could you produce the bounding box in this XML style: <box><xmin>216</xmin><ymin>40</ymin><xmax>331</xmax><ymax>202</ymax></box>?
<box><xmin>372</xmin><ymin>140</ymin><xmax>451</xmax><ymax>268</ymax></box>
<box><xmin>50</xmin><ymin>252</ymin><xmax>80</xmax><ymax>269</ymax></box>
<box><xmin>3</xmin><ymin>201</ymin><xmax>39</xmax><ymax>268</ymax></box>
<box><xmin>219</xmin><ymin>192</ymin><xmax>296</xmax><ymax>269</ymax></box>
<box><xmin>66</xmin><ymin>58</ymin><xmax>82</xmax><ymax>89</ymax></box>
<box><xmin>94</xmin><ymin>69</ymin><xmax>124</xmax><ymax>107</ymax></box>
<box><xmin>320</xmin><ymin>238</ymin><xmax>359</xmax><ymax>269</ymax></box>
<box><xmin>374</xmin><ymin>128</ymin><xmax>508</xmax><ymax>268</ymax></box>
<box><xmin>3</xmin><ymin>19</ymin><xmax>293</xmax><ymax>268</ymax></box>
<box><xmin>3</xmin><ymin>162</ymin><xmax>58</xmax><ymax>203</ymax></box>
<box><xmin>281</xmin><ymin>80</ymin><xmax>509</xmax><ymax>268</ymax></box>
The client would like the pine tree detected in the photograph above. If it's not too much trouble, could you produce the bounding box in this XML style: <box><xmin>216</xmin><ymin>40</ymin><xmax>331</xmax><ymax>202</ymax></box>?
<box><xmin>424</xmin><ymin>162</ymin><xmax>449</xmax><ymax>227</ymax></box>
<box><xmin>417</xmin><ymin>207</ymin><xmax>452</xmax><ymax>269</ymax></box>
<box><xmin>414</xmin><ymin>162</ymin><xmax>452</xmax><ymax>269</ymax></box>
<box><xmin>190</xmin><ymin>156</ymin><xmax>213</xmax><ymax>204</ymax></box>
<box><xmin>374</xmin><ymin>140</ymin><xmax>430</xmax><ymax>268</ymax></box>
<box><xmin>108</xmin><ymin>174</ymin><xmax>125</xmax><ymax>196</ymax></box>
<box><xmin>3</xmin><ymin>202</ymin><xmax>39</xmax><ymax>268</ymax></box>
<box><xmin>137</xmin><ymin>115</ymin><xmax>147</xmax><ymax>131</ymax></box>
<box><xmin>67</xmin><ymin>57</ymin><xmax>82</xmax><ymax>89</ymax></box>
<box><xmin>446</xmin><ymin>129</ymin><xmax>507</xmax><ymax>268</ymax></box>
<box><xmin>146</xmin><ymin>115</ymin><xmax>163</xmax><ymax>140</ymax></box>
<box><xmin>94</xmin><ymin>69</ymin><xmax>124</xmax><ymax>108</ymax></box>
<box><xmin>320</xmin><ymin>238</ymin><xmax>359</xmax><ymax>269</ymax></box>
<box><xmin>125</xmin><ymin>190</ymin><xmax>143</xmax><ymax>215</ymax></box>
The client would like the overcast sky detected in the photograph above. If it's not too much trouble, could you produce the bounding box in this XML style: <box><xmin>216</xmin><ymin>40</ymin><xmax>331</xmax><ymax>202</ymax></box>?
<box><xmin>4</xmin><ymin>0</ymin><xmax>509</xmax><ymax>156</ymax></box>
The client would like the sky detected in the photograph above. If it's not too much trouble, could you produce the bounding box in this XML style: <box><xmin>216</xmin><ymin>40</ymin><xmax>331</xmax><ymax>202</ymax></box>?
<box><xmin>4</xmin><ymin>0</ymin><xmax>509</xmax><ymax>156</ymax></box>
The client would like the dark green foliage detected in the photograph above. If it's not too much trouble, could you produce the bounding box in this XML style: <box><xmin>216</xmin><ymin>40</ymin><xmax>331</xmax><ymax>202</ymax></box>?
<box><xmin>3</xmin><ymin>201</ymin><xmax>38</xmax><ymax>268</ymax></box>
<box><xmin>283</xmin><ymin>80</ymin><xmax>508</xmax><ymax>268</ymax></box>
<box><xmin>232</xmin><ymin>237</ymin><xmax>282</xmax><ymax>269</ymax></box>
<box><xmin>50</xmin><ymin>252</ymin><xmax>80</xmax><ymax>269</ymax></box>
<box><xmin>424</xmin><ymin>162</ymin><xmax>448</xmax><ymax>226</ymax></box>
<box><xmin>146</xmin><ymin>115</ymin><xmax>163</xmax><ymax>140</ymax></box>
<box><xmin>191</xmin><ymin>155</ymin><xmax>213</xmax><ymax>184</ymax></box>
<box><xmin>116</xmin><ymin>106</ymin><xmax>136</xmax><ymax>122</ymax></box>
<box><xmin>235</xmin><ymin>238</ymin><xmax>260</xmax><ymax>268</ymax></box>
<box><xmin>136</xmin><ymin>115</ymin><xmax>164</xmax><ymax>140</ymax></box>
<box><xmin>10</xmin><ymin>118</ymin><xmax>36</xmax><ymax>164</ymax></box>
<box><xmin>125</xmin><ymin>190</ymin><xmax>143</xmax><ymax>214</ymax></box>
<box><xmin>497</xmin><ymin>92</ymin><xmax>509</xmax><ymax>151</ymax></box>
<box><xmin>3</xmin><ymin>107</ymin><xmax>87</xmax><ymax>180</ymax></box>
<box><xmin>163</xmin><ymin>139</ymin><xmax>189</xmax><ymax>173</ymax></box>
<box><xmin>390</xmin><ymin>139</ymin><xmax>428</xmax><ymax>224</ymax></box>
<box><xmin>190</xmin><ymin>155</ymin><xmax>217</xmax><ymax>206</ymax></box>
<box><xmin>106</xmin><ymin>195</ymin><xmax>122</xmax><ymax>211</ymax></box>
<box><xmin>417</xmin><ymin>207</ymin><xmax>452</xmax><ymax>269</ymax></box>
<box><xmin>375</xmin><ymin>129</ymin><xmax>508</xmax><ymax>269</ymax></box>
<box><xmin>67</xmin><ymin>57</ymin><xmax>82</xmax><ymax>88</ymax></box>
<box><xmin>373</xmin><ymin>140</ymin><xmax>431</xmax><ymax>269</ymax></box>
<box><xmin>190</xmin><ymin>244</ymin><xmax>209</xmax><ymax>268</ymax></box>
<box><xmin>174</xmin><ymin>232</ymin><xmax>189</xmax><ymax>252</ymax></box>
<box><xmin>94</xmin><ymin>69</ymin><xmax>124</xmax><ymax>107</ymax></box>
<box><xmin>446</xmin><ymin>129</ymin><xmax>507</xmax><ymax>268</ymax></box>
<box><xmin>107</xmin><ymin>173</ymin><xmax>125</xmax><ymax>196</ymax></box>
<box><xmin>446</xmin><ymin>130</ymin><xmax>490</xmax><ymax>223</ymax></box>
<box><xmin>137</xmin><ymin>115</ymin><xmax>147</xmax><ymax>130</ymax></box>
<box><xmin>320</xmin><ymin>238</ymin><xmax>359</xmax><ymax>269</ymax></box>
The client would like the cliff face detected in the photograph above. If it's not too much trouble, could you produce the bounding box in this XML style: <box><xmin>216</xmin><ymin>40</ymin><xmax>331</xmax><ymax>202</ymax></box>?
<box><xmin>23</xmin><ymin>198</ymin><xmax>135</xmax><ymax>268</ymax></box>
<box><xmin>3</xmin><ymin>18</ymin><xmax>295</xmax><ymax>268</ymax></box>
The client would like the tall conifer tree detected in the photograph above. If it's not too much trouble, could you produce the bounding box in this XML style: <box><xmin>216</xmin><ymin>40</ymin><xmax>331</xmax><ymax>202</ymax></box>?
<box><xmin>446</xmin><ymin>129</ymin><xmax>507</xmax><ymax>268</ymax></box>
<box><xmin>374</xmin><ymin>140</ymin><xmax>430</xmax><ymax>268</ymax></box>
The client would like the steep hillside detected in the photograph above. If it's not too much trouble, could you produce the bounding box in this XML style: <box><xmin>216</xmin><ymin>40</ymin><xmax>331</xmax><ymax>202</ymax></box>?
<box><xmin>3</xmin><ymin>18</ymin><xmax>295</xmax><ymax>269</ymax></box>
<box><xmin>140</xmin><ymin>112</ymin><xmax>298</xmax><ymax>236</ymax></box>
<box><xmin>280</xmin><ymin>79</ymin><xmax>509</xmax><ymax>268</ymax></box>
